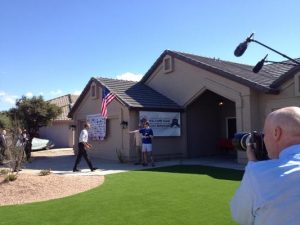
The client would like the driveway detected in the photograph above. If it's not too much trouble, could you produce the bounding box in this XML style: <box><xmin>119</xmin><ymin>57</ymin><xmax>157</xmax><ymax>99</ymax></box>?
<box><xmin>23</xmin><ymin>148</ymin><xmax>145</xmax><ymax>176</ymax></box>
<box><xmin>12</xmin><ymin>148</ymin><xmax>245</xmax><ymax>176</ymax></box>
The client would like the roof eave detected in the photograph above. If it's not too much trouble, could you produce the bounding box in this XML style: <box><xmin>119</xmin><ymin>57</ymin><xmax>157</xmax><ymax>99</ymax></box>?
<box><xmin>141</xmin><ymin>50</ymin><xmax>171</xmax><ymax>83</ymax></box>
<box><xmin>270</xmin><ymin>66</ymin><xmax>300</xmax><ymax>89</ymax></box>
<box><xmin>129</xmin><ymin>106</ymin><xmax>184</xmax><ymax>112</ymax></box>
<box><xmin>68</xmin><ymin>77</ymin><xmax>100</xmax><ymax>118</ymax></box>
<box><xmin>68</xmin><ymin>77</ymin><xmax>131</xmax><ymax>118</ymax></box>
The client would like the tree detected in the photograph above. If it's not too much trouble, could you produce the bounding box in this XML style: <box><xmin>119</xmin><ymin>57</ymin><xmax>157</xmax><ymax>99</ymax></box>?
<box><xmin>8</xmin><ymin>96</ymin><xmax>62</xmax><ymax>138</ymax></box>
<box><xmin>0</xmin><ymin>111</ymin><xmax>12</xmax><ymax>130</ymax></box>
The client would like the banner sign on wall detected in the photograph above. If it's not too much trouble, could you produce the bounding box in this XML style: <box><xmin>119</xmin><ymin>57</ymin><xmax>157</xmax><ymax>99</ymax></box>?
<box><xmin>86</xmin><ymin>114</ymin><xmax>106</xmax><ymax>140</ymax></box>
<box><xmin>139</xmin><ymin>111</ymin><xmax>181</xmax><ymax>136</ymax></box>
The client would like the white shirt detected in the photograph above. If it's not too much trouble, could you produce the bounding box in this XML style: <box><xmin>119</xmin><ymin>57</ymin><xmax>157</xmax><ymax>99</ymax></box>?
<box><xmin>230</xmin><ymin>144</ymin><xmax>300</xmax><ymax>225</ymax></box>
<box><xmin>79</xmin><ymin>129</ymin><xmax>88</xmax><ymax>143</ymax></box>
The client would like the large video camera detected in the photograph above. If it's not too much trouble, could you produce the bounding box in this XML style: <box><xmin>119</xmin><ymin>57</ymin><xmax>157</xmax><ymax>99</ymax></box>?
<box><xmin>232</xmin><ymin>131</ymin><xmax>269</xmax><ymax>161</ymax></box>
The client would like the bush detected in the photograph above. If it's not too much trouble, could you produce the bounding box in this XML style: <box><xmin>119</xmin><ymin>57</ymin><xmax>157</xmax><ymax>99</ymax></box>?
<box><xmin>0</xmin><ymin>169</ymin><xmax>9</xmax><ymax>175</ymax></box>
<box><xmin>4</xmin><ymin>173</ymin><xmax>18</xmax><ymax>182</ymax></box>
<box><xmin>116</xmin><ymin>148</ymin><xmax>126</xmax><ymax>163</ymax></box>
<box><xmin>39</xmin><ymin>169</ymin><xmax>51</xmax><ymax>176</ymax></box>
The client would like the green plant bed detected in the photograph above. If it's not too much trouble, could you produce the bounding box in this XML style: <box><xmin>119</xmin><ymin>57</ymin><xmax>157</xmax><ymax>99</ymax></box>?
<box><xmin>0</xmin><ymin>165</ymin><xmax>243</xmax><ymax>225</ymax></box>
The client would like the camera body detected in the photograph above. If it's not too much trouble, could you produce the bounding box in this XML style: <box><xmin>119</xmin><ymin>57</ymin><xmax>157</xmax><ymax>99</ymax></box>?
<box><xmin>232</xmin><ymin>131</ymin><xmax>269</xmax><ymax>161</ymax></box>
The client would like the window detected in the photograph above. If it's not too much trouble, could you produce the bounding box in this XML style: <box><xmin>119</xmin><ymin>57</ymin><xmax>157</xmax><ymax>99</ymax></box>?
<box><xmin>163</xmin><ymin>55</ymin><xmax>173</xmax><ymax>73</ymax></box>
<box><xmin>91</xmin><ymin>83</ymin><xmax>98</xmax><ymax>99</ymax></box>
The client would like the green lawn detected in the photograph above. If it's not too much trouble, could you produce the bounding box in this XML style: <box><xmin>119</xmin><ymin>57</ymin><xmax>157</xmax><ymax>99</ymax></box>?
<box><xmin>0</xmin><ymin>165</ymin><xmax>243</xmax><ymax>225</ymax></box>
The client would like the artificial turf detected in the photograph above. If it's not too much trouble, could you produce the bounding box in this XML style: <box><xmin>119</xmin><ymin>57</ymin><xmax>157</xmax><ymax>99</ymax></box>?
<box><xmin>0</xmin><ymin>165</ymin><xmax>243</xmax><ymax>225</ymax></box>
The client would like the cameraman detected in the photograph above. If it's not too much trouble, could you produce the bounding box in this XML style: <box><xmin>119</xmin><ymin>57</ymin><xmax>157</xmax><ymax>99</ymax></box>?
<box><xmin>230</xmin><ymin>106</ymin><xmax>300</xmax><ymax>225</ymax></box>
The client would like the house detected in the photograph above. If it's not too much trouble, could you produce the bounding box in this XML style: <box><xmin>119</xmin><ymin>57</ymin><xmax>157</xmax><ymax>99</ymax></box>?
<box><xmin>68</xmin><ymin>50</ymin><xmax>300</xmax><ymax>163</ymax></box>
<box><xmin>39</xmin><ymin>94</ymin><xmax>79</xmax><ymax>148</ymax></box>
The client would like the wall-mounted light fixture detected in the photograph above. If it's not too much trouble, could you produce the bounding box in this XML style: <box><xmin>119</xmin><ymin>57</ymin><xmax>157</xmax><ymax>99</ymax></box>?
<box><xmin>218</xmin><ymin>100</ymin><xmax>224</xmax><ymax>107</ymax></box>
<box><xmin>69</xmin><ymin>124</ymin><xmax>76</xmax><ymax>130</ymax></box>
<box><xmin>217</xmin><ymin>98</ymin><xmax>225</xmax><ymax>107</ymax></box>
<box><xmin>120</xmin><ymin>121</ymin><xmax>128</xmax><ymax>129</ymax></box>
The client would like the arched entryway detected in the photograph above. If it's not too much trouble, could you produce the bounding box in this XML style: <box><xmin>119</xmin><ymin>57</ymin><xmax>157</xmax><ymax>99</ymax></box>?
<box><xmin>186</xmin><ymin>90</ymin><xmax>236</xmax><ymax>158</ymax></box>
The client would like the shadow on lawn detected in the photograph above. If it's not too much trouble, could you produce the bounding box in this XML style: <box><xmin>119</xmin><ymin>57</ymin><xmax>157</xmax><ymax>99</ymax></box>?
<box><xmin>142</xmin><ymin>165</ymin><xmax>244</xmax><ymax>181</ymax></box>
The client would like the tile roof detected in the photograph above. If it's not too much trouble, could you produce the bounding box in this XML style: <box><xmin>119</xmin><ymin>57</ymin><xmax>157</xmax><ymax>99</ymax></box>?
<box><xmin>48</xmin><ymin>94</ymin><xmax>79</xmax><ymax>120</ymax></box>
<box><xmin>69</xmin><ymin>50</ymin><xmax>300</xmax><ymax>118</ymax></box>
<box><xmin>141</xmin><ymin>50</ymin><xmax>300</xmax><ymax>93</ymax></box>
<box><xmin>95</xmin><ymin>77</ymin><xmax>182</xmax><ymax>110</ymax></box>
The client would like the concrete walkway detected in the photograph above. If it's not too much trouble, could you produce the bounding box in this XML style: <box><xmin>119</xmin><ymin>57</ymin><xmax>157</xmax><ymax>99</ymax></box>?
<box><xmin>2</xmin><ymin>148</ymin><xmax>245</xmax><ymax>176</ymax></box>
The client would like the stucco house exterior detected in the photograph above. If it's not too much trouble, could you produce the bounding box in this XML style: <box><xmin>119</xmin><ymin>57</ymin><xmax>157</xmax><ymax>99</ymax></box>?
<box><xmin>39</xmin><ymin>94</ymin><xmax>79</xmax><ymax>148</ymax></box>
<box><xmin>68</xmin><ymin>50</ymin><xmax>300</xmax><ymax>163</ymax></box>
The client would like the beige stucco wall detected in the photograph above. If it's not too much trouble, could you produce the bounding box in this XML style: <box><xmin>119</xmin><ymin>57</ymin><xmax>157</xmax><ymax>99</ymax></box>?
<box><xmin>72</xmin><ymin>60</ymin><xmax>300</xmax><ymax>164</ymax></box>
<box><xmin>39</xmin><ymin>120</ymin><xmax>75</xmax><ymax>148</ymax></box>
<box><xmin>73</xmin><ymin>81</ymin><xmax>186</xmax><ymax>162</ymax></box>
<box><xmin>235</xmin><ymin>74</ymin><xmax>300</xmax><ymax>164</ymax></box>
<box><xmin>146</xmin><ymin>58</ymin><xmax>248</xmax><ymax>105</ymax></box>
<box><xmin>144</xmin><ymin>57</ymin><xmax>259</xmax><ymax>133</ymax></box>
<box><xmin>73</xmin><ymin>82</ymin><xmax>131</xmax><ymax>161</ymax></box>
<box><xmin>259</xmin><ymin>74</ymin><xmax>300</xmax><ymax>128</ymax></box>
<box><xmin>143</xmin><ymin>56</ymin><xmax>300</xmax><ymax>163</ymax></box>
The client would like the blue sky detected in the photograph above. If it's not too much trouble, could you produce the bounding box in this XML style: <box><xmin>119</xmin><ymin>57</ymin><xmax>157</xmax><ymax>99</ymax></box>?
<box><xmin>1</xmin><ymin>0</ymin><xmax>300</xmax><ymax>111</ymax></box>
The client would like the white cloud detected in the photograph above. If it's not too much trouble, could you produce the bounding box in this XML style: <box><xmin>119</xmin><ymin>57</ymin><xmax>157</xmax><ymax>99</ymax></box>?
<box><xmin>25</xmin><ymin>92</ymin><xmax>33</xmax><ymax>98</ymax></box>
<box><xmin>73</xmin><ymin>90</ymin><xmax>82</xmax><ymax>95</ymax></box>
<box><xmin>4</xmin><ymin>95</ymin><xmax>18</xmax><ymax>104</ymax></box>
<box><xmin>116</xmin><ymin>72</ymin><xmax>143</xmax><ymax>81</ymax></box>
<box><xmin>0</xmin><ymin>92</ymin><xmax>19</xmax><ymax>110</ymax></box>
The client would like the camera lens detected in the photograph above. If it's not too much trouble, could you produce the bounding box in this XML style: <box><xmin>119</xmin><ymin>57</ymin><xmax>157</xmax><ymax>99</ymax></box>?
<box><xmin>233</xmin><ymin>131</ymin><xmax>269</xmax><ymax>160</ymax></box>
<box><xmin>232</xmin><ymin>132</ymin><xmax>251</xmax><ymax>151</ymax></box>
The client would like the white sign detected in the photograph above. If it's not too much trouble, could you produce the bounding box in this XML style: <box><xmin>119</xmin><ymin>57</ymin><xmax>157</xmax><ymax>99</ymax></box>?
<box><xmin>86</xmin><ymin>114</ymin><xmax>106</xmax><ymax>140</ymax></box>
<box><xmin>139</xmin><ymin>111</ymin><xmax>181</xmax><ymax>136</ymax></box>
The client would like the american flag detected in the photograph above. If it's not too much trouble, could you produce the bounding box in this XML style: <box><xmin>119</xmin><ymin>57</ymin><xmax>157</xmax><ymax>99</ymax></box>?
<box><xmin>101</xmin><ymin>87</ymin><xmax>116</xmax><ymax>118</ymax></box>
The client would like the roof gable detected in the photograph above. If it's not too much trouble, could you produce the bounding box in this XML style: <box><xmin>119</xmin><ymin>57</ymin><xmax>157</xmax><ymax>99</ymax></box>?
<box><xmin>95</xmin><ymin>77</ymin><xmax>181</xmax><ymax>110</ymax></box>
<box><xmin>68</xmin><ymin>77</ymin><xmax>182</xmax><ymax>118</ymax></box>
<box><xmin>48</xmin><ymin>94</ymin><xmax>79</xmax><ymax>120</ymax></box>
<box><xmin>141</xmin><ymin>50</ymin><xmax>300</xmax><ymax>94</ymax></box>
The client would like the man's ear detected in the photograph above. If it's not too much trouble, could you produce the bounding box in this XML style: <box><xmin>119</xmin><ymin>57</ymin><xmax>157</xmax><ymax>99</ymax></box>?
<box><xmin>273</xmin><ymin>126</ymin><xmax>282</xmax><ymax>141</ymax></box>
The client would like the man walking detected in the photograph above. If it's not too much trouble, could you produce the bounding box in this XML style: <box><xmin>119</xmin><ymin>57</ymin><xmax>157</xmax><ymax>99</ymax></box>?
<box><xmin>73</xmin><ymin>123</ymin><xmax>97</xmax><ymax>172</ymax></box>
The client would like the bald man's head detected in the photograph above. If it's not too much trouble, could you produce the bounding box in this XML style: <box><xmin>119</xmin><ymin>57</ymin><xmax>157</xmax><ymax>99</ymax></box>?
<box><xmin>264</xmin><ymin>106</ymin><xmax>300</xmax><ymax>159</ymax></box>
<box><xmin>267</xmin><ymin>107</ymin><xmax>300</xmax><ymax>136</ymax></box>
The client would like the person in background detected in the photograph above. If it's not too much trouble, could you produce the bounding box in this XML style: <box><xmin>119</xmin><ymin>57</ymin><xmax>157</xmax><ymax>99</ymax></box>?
<box><xmin>22</xmin><ymin>129</ymin><xmax>31</xmax><ymax>162</ymax></box>
<box><xmin>230</xmin><ymin>106</ymin><xmax>300</xmax><ymax>225</ymax></box>
<box><xmin>73</xmin><ymin>123</ymin><xmax>97</xmax><ymax>172</ymax></box>
<box><xmin>14</xmin><ymin>128</ymin><xmax>26</xmax><ymax>171</ymax></box>
<box><xmin>139</xmin><ymin>121</ymin><xmax>154</xmax><ymax>166</ymax></box>
<box><xmin>16</xmin><ymin>128</ymin><xmax>26</xmax><ymax>147</ymax></box>
<box><xmin>0</xmin><ymin>129</ymin><xmax>7</xmax><ymax>163</ymax></box>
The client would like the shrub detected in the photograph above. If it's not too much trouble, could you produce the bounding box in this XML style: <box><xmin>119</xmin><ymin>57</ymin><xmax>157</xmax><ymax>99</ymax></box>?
<box><xmin>116</xmin><ymin>148</ymin><xmax>126</xmax><ymax>163</ymax></box>
<box><xmin>0</xmin><ymin>169</ymin><xmax>10</xmax><ymax>175</ymax></box>
<box><xmin>39</xmin><ymin>169</ymin><xmax>51</xmax><ymax>176</ymax></box>
<box><xmin>4</xmin><ymin>173</ymin><xmax>18</xmax><ymax>182</ymax></box>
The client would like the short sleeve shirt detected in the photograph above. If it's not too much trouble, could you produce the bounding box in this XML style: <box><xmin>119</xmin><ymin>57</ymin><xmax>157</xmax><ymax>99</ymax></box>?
<box><xmin>139</xmin><ymin>128</ymin><xmax>153</xmax><ymax>144</ymax></box>
<box><xmin>79</xmin><ymin>129</ymin><xmax>88</xmax><ymax>143</ymax></box>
